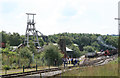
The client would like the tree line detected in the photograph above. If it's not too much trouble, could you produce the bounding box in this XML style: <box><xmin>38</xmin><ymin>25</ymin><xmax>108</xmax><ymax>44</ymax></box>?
<box><xmin>48</xmin><ymin>32</ymin><xmax>118</xmax><ymax>51</ymax></box>
<box><xmin>1</xmin><ymin>31</ymin><xmax>118</xmax><ymax>50</ymax></box>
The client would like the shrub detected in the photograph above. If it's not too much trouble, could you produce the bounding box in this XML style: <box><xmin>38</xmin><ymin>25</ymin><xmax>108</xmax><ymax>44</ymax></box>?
<box><xmin>42</xmin><ymin>44</ymin><xmax>64</xmax><ymax>66</ymax></box>
<box><xmin>3</xmin><ymin>65</ymin><xmax>10</xmax><ymax>74</ymax></box>
<box><xmin>3</xmin><ymin>65</ymin><xmax>10</xmax><ymax>70</ymax></box>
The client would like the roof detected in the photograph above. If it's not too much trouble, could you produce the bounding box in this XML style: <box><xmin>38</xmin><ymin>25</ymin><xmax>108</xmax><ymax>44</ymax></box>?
<box><xmin>10</xmin><ymin>46</ymin><xmax>18</xmax><ymax>49</ymax></box>
<box><xmin>53</xmin><ymin>43</ymin><xmax>58</xmax><ymax>46</ymax></box>
<box><xmin>52</xmin><ymin>43</ymin><xmax>73</xmax><ymax>52</ymax></box>
<box><xmin>66</xmin><ymin>47</ymin><xmax>73</xmax><ymax>52</ymax></box>
<box><xmin>73</xmin><ymin>44</ymin><xmax>78</xmax><ymax>46</ymax></box>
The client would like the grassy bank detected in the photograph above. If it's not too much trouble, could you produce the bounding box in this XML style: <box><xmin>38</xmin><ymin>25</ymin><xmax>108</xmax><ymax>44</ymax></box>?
<box><xmin>60</xmin><ymin>59</ymin><xmax>118</xmax><ymax>76</ymax></box>
<box><xmin>1</xmin><ymin>66</ymin><xmax>58</xmax><ymax>75</ymax></box>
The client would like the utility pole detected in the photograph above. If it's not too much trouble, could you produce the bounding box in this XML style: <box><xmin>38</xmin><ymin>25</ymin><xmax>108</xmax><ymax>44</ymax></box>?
<box><xmin>115</xmin><ymin>18</ymin><xmax>120</xmax><ymax>35</ymax></box>
<box><xmin>115</xmin><ymin>1</ymin><xmax>120</xmax><ymax>35</ymax></box>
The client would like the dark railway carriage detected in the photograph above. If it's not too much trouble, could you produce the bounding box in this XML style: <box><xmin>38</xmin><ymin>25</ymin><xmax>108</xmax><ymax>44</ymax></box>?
<box><xmin>85</xmin><ymin>52</ymin><xmax>98</xmax><ymax>58</ymax></box>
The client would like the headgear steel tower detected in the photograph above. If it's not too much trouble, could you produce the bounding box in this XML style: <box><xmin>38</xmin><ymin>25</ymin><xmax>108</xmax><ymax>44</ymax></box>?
<box><xmin>24</xmin><ymin>13</ymin><xmax>40</xmax><ymax>49</ymax></box>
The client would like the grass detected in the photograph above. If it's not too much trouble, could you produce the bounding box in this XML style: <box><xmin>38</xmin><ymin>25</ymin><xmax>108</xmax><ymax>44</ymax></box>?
<box><xmin>60</xmin><ymin>59</ymin><xmax>118</xmax><ymax>76</ymax></box>
<box><xmin>0</xmin><ymin>65</ymin><xmax>58</xmax><ymax>75</ymax></box>
<box><xmin>0</xmin><ymin>64</ymin><xmax>71</xmax><ymax>75</ymax></box>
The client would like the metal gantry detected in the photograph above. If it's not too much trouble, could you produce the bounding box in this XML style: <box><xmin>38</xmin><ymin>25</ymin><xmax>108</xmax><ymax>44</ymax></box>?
<box><xmin>24</xmin><ymin>13</ymin><xmax>40</xmax><ymax>49</ymax></box>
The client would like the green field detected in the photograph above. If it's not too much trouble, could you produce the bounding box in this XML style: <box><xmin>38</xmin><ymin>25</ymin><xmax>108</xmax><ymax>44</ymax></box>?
<box><xmin>60</xmin><ymin>59</ymin><xmax>118</xmax><ymax>76</ymax></box>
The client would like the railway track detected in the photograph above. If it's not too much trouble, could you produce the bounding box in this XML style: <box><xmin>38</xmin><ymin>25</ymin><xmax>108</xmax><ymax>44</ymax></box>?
<box><xmin>0</xmin><ymin>54</ymin><xmax>118</xmax><ymax>78</ymax></box>
<box><xmin>50</xmin><ymin>54</ymin><xmax>118</xmax><ymax>77</ymax></box>
<box><xmin>81</xmin><ymin>54</ymin><xmax>117</xmax><ymax>66</ymax></box>
<box><xmin>0</xmin><ymin>68</ymin><xmax>61</xmax><ymax>78</ymax></box>
<box><xmin>0</xmin><ymin>66</ymin><xmax>76</xmax><ymax>78</ymax></box>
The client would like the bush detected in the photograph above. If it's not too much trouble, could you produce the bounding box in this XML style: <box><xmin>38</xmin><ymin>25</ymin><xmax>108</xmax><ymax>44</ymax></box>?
<box><xmin>3</xmin><ymin>65</ymin><xmax>11</xmax><ymax>74</ymax></box>
<box><xmin>3</xmin><ymin>65</ymin><xmax>10</xmax><ymax>70</ymax></box>
<box><xmin>42</xmin><ymin>44</ymin><xmax>64</xmax><ymax>66</ymax></box>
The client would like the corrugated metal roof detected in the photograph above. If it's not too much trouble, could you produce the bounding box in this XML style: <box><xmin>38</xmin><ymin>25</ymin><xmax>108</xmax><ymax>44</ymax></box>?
<box><xmin>66</xmin><ymin>47</ymin><xmax>73</xmax><ymax>51</ymax></box>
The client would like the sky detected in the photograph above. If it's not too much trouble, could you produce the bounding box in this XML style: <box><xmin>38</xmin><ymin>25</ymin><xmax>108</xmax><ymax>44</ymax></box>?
<box><xmin>0</xmin><ymin>0</ymin><xmax>119</xmax><ymax>35</ymax></box>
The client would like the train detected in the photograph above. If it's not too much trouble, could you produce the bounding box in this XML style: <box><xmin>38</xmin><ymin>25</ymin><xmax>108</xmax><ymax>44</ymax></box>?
<box><xmin>84</xmin><ymin>36</ymin><xmax>118</xmax><ymax>58</ymax></box>
<box><xmin>104</xmin><ymin>49</ymin><xmax>118</xmax><ymax>56</ymax></box>
<box><xmin>85</xmin><ymin>49</ymin><xmax>118</xmax><ymax>58</ymax></box>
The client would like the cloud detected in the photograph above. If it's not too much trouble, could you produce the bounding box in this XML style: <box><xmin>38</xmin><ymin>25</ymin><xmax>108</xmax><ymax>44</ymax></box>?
<box><xmin>0</xmin><ymin>0</ymin><xmax>119</xmax><ymax>35</ymax></box>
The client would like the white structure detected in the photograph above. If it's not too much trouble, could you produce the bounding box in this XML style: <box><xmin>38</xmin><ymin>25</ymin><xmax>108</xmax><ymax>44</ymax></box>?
<box><xmin>66</xmin><ymin>47</ymin><xmax>73</xmax><ymax>52</ymax></box>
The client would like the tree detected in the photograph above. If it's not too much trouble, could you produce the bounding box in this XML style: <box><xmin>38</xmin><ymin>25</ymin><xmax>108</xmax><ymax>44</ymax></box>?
<box><xmin>9</xmin><ymin>33</ymin><xmax>22</xmax><ymax>46</ymax></box>
<box><xmin>42</xmin><ymin>44</ymin><xmax>63</xmax><ymax>67</ymax></box>
<box><xmin>39</xmin><ymin>38</ymin><xmax>44</xmax><ymax>46</ymax></box>
<box><xmin>19</xmin><ymin>47</ymin><xmax>33</xmax><ymax>67</ymax></box>
<box><xmin>1</xmin><ymin>31</ymin><xmax>23</xmax><ymax>46</ymax></box>
<box><xmin>28</xmin><ymin>41</ymin><xmax>37</xmax><ymax>54</ymax></box>
<box><xmin>1</xmin><ymin>31</ymin><xmax>8</xmax><ymax>43</ymax></box>
<box><xmin>68</xmin><ymin>44</ymin><xmax>81</xmax><ymax>58</ymax></box>
<box><xmin>8</xmin><ymin>51</ymin><xmax>17</xmax><ymax>67</ymax></box>
<box><xmin>2</xmin><ymin>45</ymin><xmax>17</xmax><ymax>68</ymax></box>
<box><xmin>2</xmin><ymin>44</ymin><xmax>11</xmax><ymax>65</ymax></box>
<box><xmin>91</xmin><ymin>41</ymin><xmax>100</xmax><ymax>51</ymax></box>
<box><xmin>64</xmin><ymin>36</ymin><xmax>72</xmax><ymax>45</ymax></box>
<box><xmin>83</xmin><ymin>46</ymin><xmax>95</xmax><ymax>52</ymax></box>
<box><xmin>57</xmin><ymin>36</ymin><xmax>72</xmax><ymax>46</ymax></box>
<box><xmin>105</xmin><ymin>36</ymin><xmax>118</xmax><ymax>48</ymax></box>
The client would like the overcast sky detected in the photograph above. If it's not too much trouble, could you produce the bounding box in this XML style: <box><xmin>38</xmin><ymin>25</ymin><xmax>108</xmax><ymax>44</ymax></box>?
<box><xmin>0</xmin><ymin>0</ymin><xmax>119</xmax><ymax>35</ymax></box>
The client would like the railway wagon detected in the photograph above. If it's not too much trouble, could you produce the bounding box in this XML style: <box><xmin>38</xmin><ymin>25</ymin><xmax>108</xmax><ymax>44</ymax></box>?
<box><xmin>85</xmin><ymin>52</ymin><xmax>98</xmax><ymax>58</ymax></box>
<box><xmin>104</xmin><ymin>49</ymin><xmax>117</xmax><ymax>56</ymax></box>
